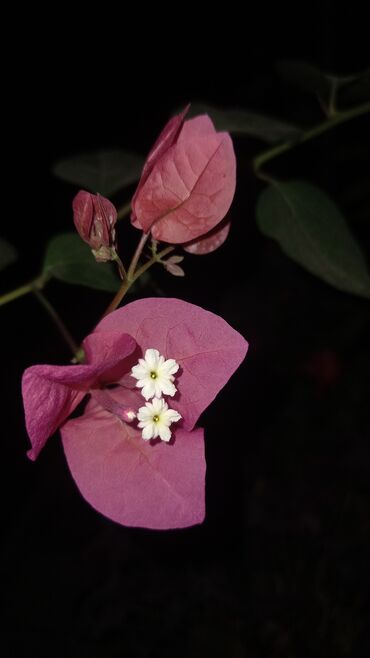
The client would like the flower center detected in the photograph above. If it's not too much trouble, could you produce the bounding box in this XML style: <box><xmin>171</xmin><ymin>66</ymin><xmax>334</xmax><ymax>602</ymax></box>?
<box><xmin>152</xmin><ymin>415</ymin><xmax>160</xmax><ymax>423</ymax></box>
<box><xmin>150</xmin><ymin>371</ymin><xmax>157</xmax><ymax>379</ymax></box>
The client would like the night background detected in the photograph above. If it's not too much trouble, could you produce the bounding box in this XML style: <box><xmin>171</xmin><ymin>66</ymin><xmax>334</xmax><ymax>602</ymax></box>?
<box><xmin>2</xmin><ymin>11</ymin><xmax>370</xmax><ymax>657</ymax></box>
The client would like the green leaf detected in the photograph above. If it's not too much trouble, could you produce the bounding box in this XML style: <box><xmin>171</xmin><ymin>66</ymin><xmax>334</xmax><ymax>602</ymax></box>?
<box><xmin>276</xmin><ymin>59</ymin><xmax>364</xmax><ymax>104</ymax></box>
<box><xmin>256</xmin><ymin>181</ymin><xmax>370</xmax><ymax>298</ymax></box>
<box><xmin>338</xmin><ymin>70</ymin><xmax>370</xmax><ymax>105</ymax></box>
<box><xmin>52</xmin><ymin>149</ymin><xmax>144</xmax><ymax>196</ymax></box>
<box><xmin>0</xmin><ymin>238</ymin><xmax>18</xmax><ymax>272</ymax></box>
<box><xmin>187</xmin><ymin>103</ymin><xmax>302</xmax><ymax>143</ymax></box>
<box><xmin>43</xmin><ymin>233</ymin><xmax>120</xmax><ymax>292</ymax></box>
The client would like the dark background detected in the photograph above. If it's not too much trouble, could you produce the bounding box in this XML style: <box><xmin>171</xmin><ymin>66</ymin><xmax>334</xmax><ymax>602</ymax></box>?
<box><xmin>2</xmin><ymin>11</ymin><xmax>370</xmax><ymax>658</ymax></box>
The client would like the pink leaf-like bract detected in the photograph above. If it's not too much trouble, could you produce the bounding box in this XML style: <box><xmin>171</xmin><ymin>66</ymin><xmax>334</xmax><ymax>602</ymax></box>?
<box><xmin>94</xmin><ymin>298</ymin><xmax>248</xmax><ymax>431</ymax></box>
<box><xmin>131</xmin><ymin>113</ymin><xmax>236</xmax><ymax>244</ymax></box>
<box><xmin>62</xmin><ymin>399</ymin><xmax>205</xmax><ymax>530</ymax></box>
<box><xmin>22</xmin><ymin>332</ymin><xmax>136</xmax><ymax>460</ymax></box>
<box><xmin>22</xmin><ymin>298</ymin><xmax>248</xmax><ymax>529</ymax></box>
<box><xmin>131</xmin><ymin>105</ymin><xmax>189</xmax><ymax>209</ymax></box>
<box><xmin>184</xmin><ymin>219</ymin><xmax>231</xmax><ymax>255</ymax></box>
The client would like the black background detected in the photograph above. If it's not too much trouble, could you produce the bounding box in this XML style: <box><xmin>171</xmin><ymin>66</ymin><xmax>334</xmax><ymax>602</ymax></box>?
<box><xmin>2</xmin><ymin>10</ymin><xmax>370</xmax><ymax>658</ymax></box>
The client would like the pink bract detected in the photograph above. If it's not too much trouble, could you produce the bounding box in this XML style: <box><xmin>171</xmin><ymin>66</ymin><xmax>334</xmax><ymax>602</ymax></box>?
<box><xmin>183</xmin><ymin>218</ymin><xmax>231</xmax><ymax>255</ymax></box>
<box><xmin>131</xmin><ymin>110</ymin><xmax>236</xmax><ymax>245</ymax></box>
<box><xmin>22</xmin><ymin>298</ymin><xmax>248</xmax><ymax>529</ymax></box>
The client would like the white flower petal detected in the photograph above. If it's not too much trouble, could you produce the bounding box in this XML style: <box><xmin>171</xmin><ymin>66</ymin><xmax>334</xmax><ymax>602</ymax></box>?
<box><xmin>144</xmin><ymin>348</ymin><xmax>160</xmax><ymax>369</ymax></box>
<box><xmin>142</xmin><ymin>424</ymin><xmax>154</xmax><ymax>440</ymax></box>
<box><xmin>131</xmin><ymin>363</ymin><xmax>148</xmax><ymax>379</ymax></box>
<box><xmin>159</xmin><ymin>359</ymin><xmax>179</xmax><ymax>376</ymax></box>
<box><xmin>137</xmin><ymin>406</ymin><xmax>152</xmax><ymax>422</ymax></box>
<box><xmin>159</xmin><ymin>379</ymin><xmax>177</xmax><ymax>397</ymax></box>
<box><xmin>141</xmin><ymin>382</ymin><xmax>156</xmax><ymax>400</ymax></box>
<box><xmin>152</xmin><ymin>397</ymin><xmax>166</xmax><ymax>414</ymax></box>
<box><xmin>158</xmin><ymin>425</ymin><xmax>171</xmax><ymax>442</ymax></box>
<box><xmin>163</xmin><ymin>409</ymin><xmax>182</xmax><ymax>423</ymax></box>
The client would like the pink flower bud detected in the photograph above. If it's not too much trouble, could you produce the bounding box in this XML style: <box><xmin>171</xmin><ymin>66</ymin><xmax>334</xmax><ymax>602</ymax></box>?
<box><xmin>73</xmin><ymin>190</ymin><xmax>118</xmax><ymax>262</ymax></box>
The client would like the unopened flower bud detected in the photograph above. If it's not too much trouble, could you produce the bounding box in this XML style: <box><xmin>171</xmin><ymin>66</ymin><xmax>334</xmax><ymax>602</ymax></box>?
<box><xmin>73</xmin><ymin>190</ymin><xmax>118</xmax><ymax>262</ymax></box>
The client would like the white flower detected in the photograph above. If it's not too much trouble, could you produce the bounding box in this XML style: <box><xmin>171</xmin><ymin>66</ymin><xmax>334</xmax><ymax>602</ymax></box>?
<box><xmin>131</xmin><ymin>348</ymin><xmax>179</xmax><ymax>400</ymax></box>
<box><xmin>137</xmin><ymin>397</ymin><xmax>182</xmax><ymax>442</ymax></box>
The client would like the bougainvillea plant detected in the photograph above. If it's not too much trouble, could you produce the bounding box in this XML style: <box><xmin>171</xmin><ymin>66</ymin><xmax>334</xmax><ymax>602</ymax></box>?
<box><xmin>0</xmin><ymin>106</ymin><xmax>248</xmax><ymax>529</ymax></box>
<box><xmin>2</xmin><ymin>67</ymin><xmax>369</xmax><ymax>530</ymax></box>
<box><xmin>23</xmin><ymin>298</ymin><xmax>247</xmax><ymax>529</ymax></box>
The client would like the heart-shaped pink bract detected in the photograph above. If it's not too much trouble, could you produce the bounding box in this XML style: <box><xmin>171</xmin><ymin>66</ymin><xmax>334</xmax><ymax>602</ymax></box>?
<box><xmin>22</xmin><ymin>298</ymin><xmax>248</xmax><ymax>529</ymax></box>
<box><xmin>131</xmin><ymin>109</ymin><xmax>236</xmax><ymax>245</ymax></box>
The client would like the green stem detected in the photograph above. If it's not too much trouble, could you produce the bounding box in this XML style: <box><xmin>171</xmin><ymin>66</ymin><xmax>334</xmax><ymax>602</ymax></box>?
<box><xmin>0</xmin><ymin>275</ymin><xmax>47</xmax><ymax>307</ymax></box>
<box><xmin>253</xmin><ymin>101</ymin><xmax>370</xmax><ymax>173</ymax></box>
<box><xmin>102</xmin><ymin>244</ymin><xmax>175</xmax><ymax>318</ymax></box>
<box><xmin>112</xmin><ymin>253</ymin><xmax>127</xmax><ymax>281</ymax></box>
<box><xmin>32</xmin><ymin>288</ymin><xmax>81</xmax><ymax>358</ymax></box>
<box><xmin>327</xmin><ymin>79</ymin><xmax>338</xmax><ymax>118</ymax></box>
<box><xmin>127</xmin><ymin>232</ymin><xmax>150</xmax><ymax>280</ymax></box>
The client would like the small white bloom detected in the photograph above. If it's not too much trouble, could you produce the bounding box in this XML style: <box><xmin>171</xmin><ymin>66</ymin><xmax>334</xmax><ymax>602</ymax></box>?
<box><xmin>137</xmin><ymin>397</ymin><xmax>182</xmax><ymax>442</ymax></box>
<box><xmin>131</xmin><ymin>348</ymin><xmax>179</xmax><ymax>400</ymax></box>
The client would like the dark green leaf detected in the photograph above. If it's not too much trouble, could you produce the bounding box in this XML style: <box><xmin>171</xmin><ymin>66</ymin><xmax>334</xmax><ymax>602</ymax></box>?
<box><xmin>338</xmin><ymin>70</ymin><xmax>370</xmax><ymax>105</ymax></box>
<box><xmin>0</xmin><ymin>238</ymin><xmax>18</xmax><ymax>272</ymax></box>
<box><xmin>256</xmin><ymin>181</ymin><xmax>370</xmax><ymax>298</ymax></box>
<box><xmin>276</xmin><ymin>59</ymin><xmax>365</xmax><ymax>105</ymax></box>
<box><xmin>43</xmin><ymin>233</ymin><xmax>120</xmax><ymax>292</ymax></box>
<box><xmin>188</xmin><ymin>103</ymin><xmax>302</xmax><ymax>143</ymax></box>
<box><xmin>53</xmin><ymin>149</ymin><xmax>144</xmax><ymax>196</ymax></box>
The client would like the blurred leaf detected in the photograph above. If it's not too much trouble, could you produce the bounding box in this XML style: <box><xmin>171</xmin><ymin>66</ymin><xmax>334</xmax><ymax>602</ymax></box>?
<box><xmin>256</xmin><ymin>181</ymin><xmax>370</xmax><ymax>298</ymax></box>
<box><xmin>275</xmin><ymin>60</ymin><xmax>364</xmax><ymax>105</ymax></box>
<box><xmin>188</xmin><ymin>103</ymin><xmax>302</xmax><ymax>143</ymax></box>
<box><xmin>338</xmin><ymin>70</ymin><xmax>370</xmax><ymax>105</ymax></box>
<box><xmin>43</xmin><ymin>233</ymin><xmax>120</xmax><ymax>292</ymax></box>
<box><xmin>0</xmin><ymin>238</ymin><xmax>18</xmax><ymax>272</ymax></box>
<box><xmin>53</xmin><ymin>149</ymin><xmax>144</xmax><ymax>196</ymax></box>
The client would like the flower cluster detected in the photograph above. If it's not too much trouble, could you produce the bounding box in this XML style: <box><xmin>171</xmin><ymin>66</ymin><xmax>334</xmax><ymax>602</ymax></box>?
<box><xmin>22</xmin><ymin>298</ymin><xmax>248</xmax><ymax>529</ymax></box>
<box><xmin>131</xmin><ymin>348</ymin><xmax>182</xmax><ymax>442</ymax></box>
<box><xmin>21</xmin><ymin>109</ymin><xmax>246</xmax><ymax>531</ymax></box>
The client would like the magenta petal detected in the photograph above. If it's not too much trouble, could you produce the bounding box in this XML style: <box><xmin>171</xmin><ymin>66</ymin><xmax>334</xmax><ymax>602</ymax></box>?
<box><xmin>73</xmin><ymin>190</ymin><xmax>94</xmax><ymax>240</ymax></box>
<box><xmin>22</xmin><ymin>364</ymin><xmax>92</xmax><ymax>461</ymax></box>
<box><xmin>22</xmin><ymin>332</ymin><xmax>137</xmax><ymax>460</ymax></box>
<box><xmin>132</xmin><ymin>130</ymin><xmax>236</xmax><ymax>243</ymax></box>
<box><xmin>131</xmin><ymin>106</ymin><xmax>189</xmax><ymax>225</ymax></box>
<box><xmin>177</xmin><ymin>114</ymin><xmax>216</xmax><ymax>140</ymax></box>
<box><xmin>93</xmin><ymin>298</ymin><xmax>248</xmax><ymax>431</ymax></box>
<box><xmin>83</xmin><ymin>331</ymin><xmax>137</xmax><ymax>383</ymax></box>
<box><xmin>62</xmin><ymin>400</ymin><xmax>205</xmax><ymax>529</ymax></box>
<box><xmin>184</xmin><ymin>219</ymin><xmax>231</xmax><ymax>254</ymax></box>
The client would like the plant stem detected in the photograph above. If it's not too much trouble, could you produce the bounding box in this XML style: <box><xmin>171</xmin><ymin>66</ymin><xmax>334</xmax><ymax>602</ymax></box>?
<box><xmin>32</xmin><ymin>288</ymin><xmax>81</xmax><ymax>357</ymax></box>
<box><xmin>112</xmin><ymin>253</ymin><xmax>127</xmax><ymax>280</ymax></box>
<box><xmin>127</xmin><ymin>232</ymin><xmax>150</xmax><ymax>280</ymax></box>
<box><xmin>134</xmin><ymin>246</ymin><xmax>174</xmax><ymax>281</ymax></box>
<box><xmin>253</xmin><ymin>101</ymin><xmax>370</xmax><ymax>173</ymax></box>
<box><xmin>0</xmin><ymin>275</ymin><xmax>47</xmax><ymax>307</ymax></box>
<box><xmin>101</xmin><ymin>244</ymin><xmax>175</xmax><ymax>318</ymax></box>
